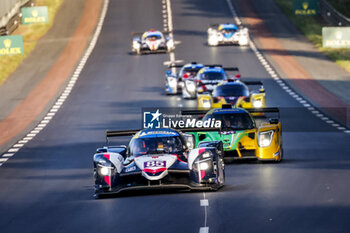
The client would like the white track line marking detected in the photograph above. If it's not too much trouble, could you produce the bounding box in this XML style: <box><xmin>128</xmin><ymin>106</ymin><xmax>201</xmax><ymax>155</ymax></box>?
<box><xmin>8</xmin><ymin>148</ymin><xmax>19</xmax><ymax>153</ymax></box>
<box><xmin>200</xmin><ymin>199</ymin><xmax>209</xmax><ymax>206</ymax></box>
<box><xmin>0</xmin><ymin>0</ymin><xmax>110</xmax><ymax>166</ymax></box>
<box><xmin>225</xmin><ymin>0</ymin><xmax>349</xmax><ymax>134</ymax></box>
<box><xmin>199</xmin><ymin>227</ymin><xmax>209</xmax><ymax>233</ymax></box>
<box><xmin>199</xmin><ymin>192</ymin><xmax>209</xmax><ymax>232</ymax></box>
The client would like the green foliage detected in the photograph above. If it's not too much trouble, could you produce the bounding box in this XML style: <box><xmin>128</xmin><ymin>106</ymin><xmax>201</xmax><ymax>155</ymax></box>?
<box><xmin>0</xmin><ymin>0</ymin><xmax>63</xmax><ymax>85</ymax></box>
<box><xmin>275</xmin><ymin>0</ymin><xmax>350</xmax><ymax>73</ymax></box>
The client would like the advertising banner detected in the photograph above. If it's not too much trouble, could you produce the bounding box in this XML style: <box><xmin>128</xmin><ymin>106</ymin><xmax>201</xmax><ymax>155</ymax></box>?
<box><xmin>0</xmin><ymin>35</ymin><xmax>24</xmax><ymax>56</ymax></box>
<box><xmin>322</xmin><ymin>27</ymin><xmax>350</xmax><ymax>48</ymax></box>
<box><xmin>21</xmin><ymin>6</ymin><xmax>48</xmax><ymax>24</ymax></box>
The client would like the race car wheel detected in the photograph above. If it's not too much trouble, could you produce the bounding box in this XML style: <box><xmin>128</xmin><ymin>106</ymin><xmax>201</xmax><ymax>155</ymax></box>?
<box><xmin>218</xmin><ymin>158</ymin><xmax>225</xmax><ymax>187</ymax></box>
<box><xmin>277</xmin><ymin>148</ymin><xmax>283</xmax><ymax>162</ymax></box>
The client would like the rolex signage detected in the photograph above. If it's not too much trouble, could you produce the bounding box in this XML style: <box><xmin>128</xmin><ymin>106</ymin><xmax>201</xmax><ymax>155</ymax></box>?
<box><xmin>21</xmin><ymin>6</ymin><xmax>48</xmax><ymax>24</ymax></box>
<box><xmin>0</xmin><ymin>35</ymin><xmax>24</xmax><ymax>56</ymax></box>
<box><xmin>323</xmin><ymin>27</ymin><xmax>350</xmax><ymax>48</ymax></box>
<box><xmin>293</xmin><ymin>0</ymin><xmax>318</xmax><ymax>15</ymax></box>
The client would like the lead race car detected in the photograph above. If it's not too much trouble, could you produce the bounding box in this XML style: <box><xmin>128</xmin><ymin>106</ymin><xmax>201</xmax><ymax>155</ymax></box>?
<box><xmin>93</xmin><ymin>128</ymin><xmax>225</xmax><ymax>197</ymax></box>
<box><xmin>131</xmin><ymin>29</ymin><xmax>175</xmax><ymax>55</ymax></box>
<box><xmin>207</xmin><ymin>23</ymin><xmax>249</xmax><ymax>46</ymax></box>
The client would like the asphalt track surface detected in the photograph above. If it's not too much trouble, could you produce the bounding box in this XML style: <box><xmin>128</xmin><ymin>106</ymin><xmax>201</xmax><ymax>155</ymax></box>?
<box><xmin>0</xmin><ymin>0</ymin><xmax>350</xmax><ymax>232</ymax></box>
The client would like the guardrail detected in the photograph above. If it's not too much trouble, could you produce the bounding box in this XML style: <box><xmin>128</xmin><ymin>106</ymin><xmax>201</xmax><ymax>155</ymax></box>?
<box><xmin>319</xmin><ymin>0</ymin><xmax>350</xmax><ymax>26</ymax></box>
<box><xmin>0</xmin><ymin>0</ymin><xmax>32</xmax><ymax>36</ymax></box>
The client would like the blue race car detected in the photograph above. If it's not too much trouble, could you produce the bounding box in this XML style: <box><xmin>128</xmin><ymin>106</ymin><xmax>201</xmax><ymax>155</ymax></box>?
<box><xmin>165</xmin><ymin>62</ymin><xmax>205</xmax><ymax>96</ymax></box>
<box><xmin>207</xmin><ymin>24</ymin><xmax>249</xmax><ymax>46</ymax></box>
<box><xmin>181</xmin><ymin>65</ymin><xmax>240</xmax><ymax>99</ymax></box>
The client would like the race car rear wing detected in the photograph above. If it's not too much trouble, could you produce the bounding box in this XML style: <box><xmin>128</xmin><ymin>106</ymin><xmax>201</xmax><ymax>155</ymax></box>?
<box><xmin>132</xmin><ymin>31</ymin><xmax>172</xmax><ymax>40</ymax></box>
<box><xmin>105</xmin><ymin>127</ymin><xmax>222</xmax><ymax>142</ymax></box>
<box><xmin>203</xmin><ymin>64</ymin><xmax>239</xmax><ymax>72</ymax></box>
<box><xmin>167</xmin><ymin>63</ymin><xmax>239</xmax><ymax>72</ymax></box>
<box><xmin>167</xmin><ymin>61</ymin><xmax>199</xmax><ymax>68</ymax></box>
<box><xmin>241</xmin><ymin>80</ymin><xmax>264</xmax><ymax>92</ymax></box>
<box><xmin>181</xmin><ymin>107</ymin><xmax>280</xmax><ymax>119</ymax></box>
<box><xmin>242</xmin><ymin>81</ymin><xmax>263</xmax><ymax>86</ymax></box>
<box><xmin>208</xmin><ymin>24</ymin><xmax>246</xmax><ymax>30</ymax></box>
<box><xmin>106</xmin><ymin>129</ymin><xmax>140</xmax><ymax>142</ymax></box>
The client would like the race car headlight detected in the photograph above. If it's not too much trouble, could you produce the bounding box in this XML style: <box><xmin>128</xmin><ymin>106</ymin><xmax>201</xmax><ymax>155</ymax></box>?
<box><xmin>201</xmin><ymin>151</ymin><xmax>211</xmax><ymax>158</ymax></box>
<box><xmin>199</xmin><ymin>162</ymin><xmax>209</xmax><ymax>170</ymax></box>
<box><xmin>209</xmin><ymin>36</ymin><xmax>218</xmax><ymax>44</ymax></box>
<box><xmin>133</xmin><ymin>41</ymin><xmax>140</xmax><ymax>49</ymax></box>
<box><xmin>239</xmin><ymin>37</ymin><xmax>248</xmax><ymax>44</ymax></box>
<box><xmin>197</xmin><ymin>86</ymin><xmax>204</xmax><ymax>93</ymax></box>
<box><xmin>168</xmin><ymin>77</ymin><xmax>177</xmax><ymax>87</ymax></box>
<box><xmin>258</xmin><ymin>130</ymin><xmax>274</xmax><ymax>147</ymax></box>
<box><xmin>97</xmin><ymin>164</ymin><xmax>114</xmax><ymax>176</ymax></box>
<box><xmin>252</xmin><ymin>99</ymin><xmax>263</xmax><ymax>108</ymax></box>
<box><xmin>185</xmin><ymin>80</ymin><xmax>196</xmax><ymax>92</ymax></box>
<box><xmin>183</xmin><ymin>133</ymin><xmax>195</xmax><ymax>150</ymax></box>
<box><xmin>202</xmin><ymin>99</ymin><xmax>211</xmax><ymax>109</ymax></box>
<box><xmin>100</xmin><ymin>167</ymin><xmax>109</xmax><ymax>176</ymax></box>
<box><xmin>196</xmin><ymin>157</ymin><xmax>212</xmax><ymax>170</ymax></box>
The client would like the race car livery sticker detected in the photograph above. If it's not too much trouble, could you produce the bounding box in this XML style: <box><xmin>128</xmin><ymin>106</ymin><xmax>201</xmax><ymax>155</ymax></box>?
<box><xmin>144</xmin><ymin>160</ymin><xmax>166</xmax><ymax>168</ymax></box>
<box><xmin>125</xmin><ymin>166</ymin><xmax>136</xmax><ymax>172</ymax></box>
<box><xmin>139</xmin><ymin>131</ymin><xmax>178</xmax><ymax>137</ymax></box>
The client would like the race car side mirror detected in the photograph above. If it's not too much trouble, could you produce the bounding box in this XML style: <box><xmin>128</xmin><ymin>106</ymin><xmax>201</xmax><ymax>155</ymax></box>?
<box><xmin>183</xmin><ymin>133</ymin><xmax>195</xmax><ymax>150</ymax></box>
<box><xmin>96</xmin><ymin>148</ymin><xmax>107</xmax><ymax>153</ymax></box>
<box><xmin>269</xmin><ymin>118</ymin><xmax>279</xmax><ymax>124</ymax></box>
<box><xmin>166</xmin><ymin>70</ymin><xmax>172</xmax><ymax>76</ymax></box>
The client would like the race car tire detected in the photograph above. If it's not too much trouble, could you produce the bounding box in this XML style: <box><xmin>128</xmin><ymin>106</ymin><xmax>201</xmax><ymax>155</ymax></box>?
<box><xmin>276</xmin><ymin>148</ymin><xmax>283</xmax><ymax>163</ymax></box>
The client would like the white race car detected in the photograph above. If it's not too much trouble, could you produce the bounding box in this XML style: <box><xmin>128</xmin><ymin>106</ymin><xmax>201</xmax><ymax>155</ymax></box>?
<box><xmin>207</xmin><ymin>24</ymin><xmax>249</xmax><ymax>46</ymax></box>
<box><xmin>93</xmin><ymin>128</ymin><xmax>225</xmax><ymax>197</ymax></box>
<box><xmin>132</xmin><ymin>29</ymin><xmax>175</xmax><ymax>55</ymax></box>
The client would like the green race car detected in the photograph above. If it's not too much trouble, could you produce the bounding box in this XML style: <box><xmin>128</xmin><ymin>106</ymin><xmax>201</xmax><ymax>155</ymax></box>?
<box><xmin>183</xmin><ymin>106</ymin><xmax>283</xmax><ymax>162</ymax></box>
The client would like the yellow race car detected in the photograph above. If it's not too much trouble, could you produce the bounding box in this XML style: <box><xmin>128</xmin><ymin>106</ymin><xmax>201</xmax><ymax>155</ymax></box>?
<box><xmin>197</xmin><ymin>80</ymin><xmax>265</xmax><ymax>110</ymax></box>
<box><xmin>183</xmin><ymin>106</ymin><xmax>282</xmax><ymax>162</ymax></box>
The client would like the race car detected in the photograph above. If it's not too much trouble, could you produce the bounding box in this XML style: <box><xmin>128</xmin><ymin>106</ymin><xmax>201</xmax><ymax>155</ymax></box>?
<box><xmin>131</xmin><ymin>29</ymin><xmax>175</xmax><ymax>55</ymax></box>
<box><xmin>177</xmin><ymin>65</ymin><xmax>240</xmax><ymax>99</ymax></box>
<box><xmin>183</xmin><ymin>106</ymin><xmax>283</xmax><ymax>162</ymax></box>
<box><xmin>93</xmin><ymin>128</ymin><xmax>225</xmax><ymax>197</ymax></box>
<box><xmin>165</xmin><ymin>62</ymin><xmax>205</xmax><ymax>95</ymax></box>
<box><xmin>207</xmin><ymin>24</ymin><xmax>249</xmax><ymax>46</ymax></box>
<box><xmin>197</xmin><ymin>80</ymin><xmax>266</xmax><ymax>110</ymax></box>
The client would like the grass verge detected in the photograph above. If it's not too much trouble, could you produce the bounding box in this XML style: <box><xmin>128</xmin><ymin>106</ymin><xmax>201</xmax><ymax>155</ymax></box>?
<box><xmin>274</xmin><ymin>0</ymin><xmax>350</xmax><ymax>73</ymax></box>
<box><xmin>0</xmin><ymin>0</ymin><xmax>63</xmax><ymax>85</ymax></box>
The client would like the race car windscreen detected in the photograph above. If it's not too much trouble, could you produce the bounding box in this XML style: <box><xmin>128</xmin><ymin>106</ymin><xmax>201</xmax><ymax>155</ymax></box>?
<box><xmin>129</xmin><ymin>136</ymin><xmax>184</xmax><ymax>156</ymax></box>
<box><xmin>203</xmin><ymin>112</ymin><xmax>255</xmax><ymax>130</ymax></box>
<box><xmin>213</xmin><ymin>85</ymin><xmax>249</xmax><ymax>97</ymax></box>
<box><xmin>199</xmin><ymin>71</ymin><xmax>227</xmax><ymax>81</ymax></box>
<box><xmin>180</xmin><ymin>67</ymin><xmax>202</xmax><ymax>77</ymax></box>
<box><xmin>145</xmin><ymin>34</ymin><xmax>162</xmax><ymax>41</ymax></box>
<box><xmin>221</xmin><ymin>29</ymin><xmax>237</xmax><ymax>33</ymax></box>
